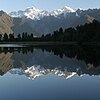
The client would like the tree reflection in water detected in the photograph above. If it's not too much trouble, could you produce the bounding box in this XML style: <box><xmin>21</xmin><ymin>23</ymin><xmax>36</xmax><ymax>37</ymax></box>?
<box><xmin>0</xmin><ymin>45</ymin><xmax>100</xmax><ymax>78</ymax></box>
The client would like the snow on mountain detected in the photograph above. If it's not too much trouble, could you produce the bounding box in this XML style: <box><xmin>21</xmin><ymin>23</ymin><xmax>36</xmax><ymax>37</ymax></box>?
<box><xmin>10</xmin><ymin>65</ymin><xmax>77</xmax><ymax>80</ymax></box>
<box><xmin>50</xmin><ymin>6</ymin><xmax>75</xmax><ymax>16</ymax></box>
<box><xmin>10</xmin><ymin>6</ymin><xmax>41</xmax><ymax>20</ymax></box>
<box><xmin>9</xmin><ymin>6</ymin><xmax>76</xmax><ymax>20</ymax></box>
<box><xmin>62</xmin><ymin>6</ymin><xmax>75</xmax><ymax>13</ymax></box>
<box><xmin>24</xmin><ymin>65</ymin><xmax>77</xmax><ymax>80</ymax></box>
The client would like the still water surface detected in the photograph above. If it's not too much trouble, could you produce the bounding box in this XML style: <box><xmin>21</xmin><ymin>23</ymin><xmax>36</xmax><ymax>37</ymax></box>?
<box><xmin>0</xmin><ymin>44</ymin><xmax>100</xmax><ymax>100</ymax></box>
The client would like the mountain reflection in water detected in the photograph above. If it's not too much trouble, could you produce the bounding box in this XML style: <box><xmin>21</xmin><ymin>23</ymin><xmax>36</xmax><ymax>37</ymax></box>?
<box><xmin>0</xmin><ymin>45</ymin><xmax>100</xmax><ymax>79</ymax></box>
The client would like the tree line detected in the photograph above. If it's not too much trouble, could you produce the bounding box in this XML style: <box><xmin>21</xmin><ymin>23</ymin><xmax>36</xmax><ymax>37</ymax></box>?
<box><xmin>1</xmin><ymin>45</ymin><xmax>100</xmax><ymax>67</ymax></box>
<box><xmin>41</xmin><ymin>19</ymin><xmax>100</xmax><ymax>42</ymax></box>
<box><xmin>0</xmin><ymin>19</ymin><xmax>100</xmax><ymax>43</ymax></box>
<box><xmin>0</xmin><ymin>32</ymin><xmax>36</xmax><ymax>42</ymax></box>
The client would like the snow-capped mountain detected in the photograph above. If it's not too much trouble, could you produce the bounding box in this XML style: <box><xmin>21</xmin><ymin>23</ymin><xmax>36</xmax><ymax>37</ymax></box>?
<box><xmin>9</xmin><ymin>6</ymin><xmax>75</xmax><ymax>20</ymax></box>
<box><xmin>10</xmin><ymin>65</ymin><xmax>77</xmax><ymax>80</ymax></box>
<box><xmin>50</xmin><ymin>6</ymin><xmax>75</xmax><ymax>16</ymax></box>
<box><xmin>0</xmin><ymin>6</ymin><xmax>100</xmax><ymax>36</ymax></box>
<box><xmin>24</xmin><ymin>65</ymin><xmax>77</xmax><ymax>80</ymax></box>
<box><xmin>10</xmin><ymin>6</ymin><xmax>41</xmax><ymax>20</ymax></box>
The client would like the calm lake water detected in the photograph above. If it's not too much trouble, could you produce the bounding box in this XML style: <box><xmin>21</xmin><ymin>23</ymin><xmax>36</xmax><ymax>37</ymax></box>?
<box><xmin>0</xmin><ymin>44</ymin><xmax>100</xmax><ymax>100</ymax></box>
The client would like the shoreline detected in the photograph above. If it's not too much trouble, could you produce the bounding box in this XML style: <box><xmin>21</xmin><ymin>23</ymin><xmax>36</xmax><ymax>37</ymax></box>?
<box><xmin>0</xmin><ymin>41</ymin><xmax>100</xmax><ymax>45</ymax></box>
<box><xmin>0</xmin><ymin>42</ymin><xmax>100</xmax><ymax>46</ymax></box>
<box><xmin>0</xmin><ymin>41</ymin><xmax>78</xmax><ymax>45</ymax></box>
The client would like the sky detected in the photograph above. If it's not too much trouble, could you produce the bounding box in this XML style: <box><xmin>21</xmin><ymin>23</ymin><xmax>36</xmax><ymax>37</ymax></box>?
<box><xmin>0</xmin><ymin>0</ymin><xmax>100</xmax><ymax>13</ymax></box>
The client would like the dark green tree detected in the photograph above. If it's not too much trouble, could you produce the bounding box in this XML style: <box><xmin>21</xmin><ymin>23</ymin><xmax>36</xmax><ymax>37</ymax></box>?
<box><xmin>0</xmin><ymin>34</ymin><xmax>2</xmax><ymax>41</ymax></box>
<box><xmin>3</xmin><ymin>33</ymin><xmax>8</xmax><ymax>41</ymax></box>
<box><xmin>25</xmin><ymin>32</ymin><xmax>28</xmax><ymax>39</ymax></box>
<box><xmin>59</xmin><ymin>27</ymin><xmax>63</xmax><ymax>34</ymax></box>
<box><xmin>9</xmin><ymin>33</ymin><xmax>14</xmax><ymax>41</ymax></box>
<box><xmin>22</xmin><ymin>32</ymin><xmax>25</xmax><ymax>39</ymax></box>
<box><xmin>17</xmin><ymin>34</ymin><xmax>21</xmax><ymax>41</ymax></box>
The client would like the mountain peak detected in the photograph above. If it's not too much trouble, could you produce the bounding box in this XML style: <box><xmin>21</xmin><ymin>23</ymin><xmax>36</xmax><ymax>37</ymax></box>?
<box><xmin>27</xmin><ymin>6</ymin><xmax>37</xmax><ymax>9</ymax></box>
<box><xmin>62</xmin><ymin>6</ymin><xmax>75</xmax><ymax>12</ymax></box>
<box><xmin>25</xmin><ymin>6</ymin><xmax>40</xmax><ymax>12</ymax></box>
<box><xmin>9</xmin><ymin>6</ymin><xmax>76</xmax><ymax>20</ymax></box>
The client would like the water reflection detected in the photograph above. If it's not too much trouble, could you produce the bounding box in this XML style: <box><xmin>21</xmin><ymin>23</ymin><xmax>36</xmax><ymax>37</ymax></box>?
<box><xmin>0</xmin><ymin>45</ymin><xmax>100</xmax><ymax>79</ymax></box>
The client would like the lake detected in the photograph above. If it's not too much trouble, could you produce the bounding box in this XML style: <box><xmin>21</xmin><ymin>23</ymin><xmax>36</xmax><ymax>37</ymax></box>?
<box><xmin>0</xmin><ymin>44</ymin><xmax>100</xmax><ymax>100</ymax></box>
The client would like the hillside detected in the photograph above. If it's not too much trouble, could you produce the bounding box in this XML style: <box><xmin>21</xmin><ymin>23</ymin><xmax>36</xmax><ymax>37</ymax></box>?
<box><xmin>0</xmin><ymin>11</ymin><xmax>13</xmax><ymax>34</ymax></box>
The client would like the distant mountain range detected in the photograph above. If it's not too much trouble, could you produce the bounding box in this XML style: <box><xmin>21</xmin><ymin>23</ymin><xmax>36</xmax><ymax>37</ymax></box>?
<box><xmin>9</xmin><ymin>6</ymin><xmax>75</xmax><ymax>20</ymax></box>
<box><xmin>0</xmin><ymin>6</ymin><xmax>100</xmax><ymax>36</ymax></box>
<box><xmin>10</xmin><ymin>65</ymin><xmax>78</xmax><ymax>80</ymax></box>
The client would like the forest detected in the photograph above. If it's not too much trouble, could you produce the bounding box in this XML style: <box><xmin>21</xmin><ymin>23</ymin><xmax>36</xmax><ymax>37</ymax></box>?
<box><xmin>0</xmin><ymin>19</ymin><xmax>100</xmax><ymax>43</ymax></box>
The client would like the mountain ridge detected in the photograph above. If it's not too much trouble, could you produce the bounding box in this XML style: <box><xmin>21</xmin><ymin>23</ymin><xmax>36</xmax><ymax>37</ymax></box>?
<box><xmin>9</xmin><ymin>6</ymin><xmax>76</xmax><ymax>20</ymax></box>
<box><xmin>0</xmin><ymin>6</ymin><xmax>100</xmax><ymax>36</ymax></box>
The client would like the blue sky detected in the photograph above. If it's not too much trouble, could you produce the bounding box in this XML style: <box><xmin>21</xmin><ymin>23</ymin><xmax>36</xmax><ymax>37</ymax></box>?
<box><xmin>0</xmin><ymin>0</ymin><xmax>100</xmax><ymax>13</ymax></box>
